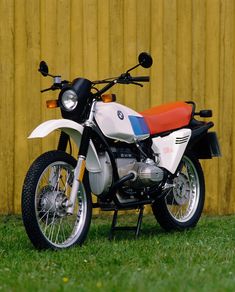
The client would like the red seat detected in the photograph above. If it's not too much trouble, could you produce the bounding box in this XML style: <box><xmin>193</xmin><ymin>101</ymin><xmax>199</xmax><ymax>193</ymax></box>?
<box><xmin>141</xmin><ymin>101</ymin><xmax>192</xmax><ymax>135</ymax></box>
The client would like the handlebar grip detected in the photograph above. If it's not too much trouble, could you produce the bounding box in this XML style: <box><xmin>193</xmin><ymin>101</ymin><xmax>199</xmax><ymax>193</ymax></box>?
<box><xmin>130</xmin><ymin>76</ymin><xmax>150</xmax><ymax>82</ymax></box>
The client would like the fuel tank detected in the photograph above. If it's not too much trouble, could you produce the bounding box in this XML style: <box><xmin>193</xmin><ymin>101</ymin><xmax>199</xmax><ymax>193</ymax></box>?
<box><xmin>94</xmin><ymin>102</ymin><xmax>150</xmax><ymax>143</ymax></box>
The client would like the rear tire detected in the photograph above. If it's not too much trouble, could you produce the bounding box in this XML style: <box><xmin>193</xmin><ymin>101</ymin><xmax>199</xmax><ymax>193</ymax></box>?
<box><xmin>152</xmin><ymin>153</ymin><xmax>205</xmax><ymax>231</ymax></box>
<box><xmin>22</xmin><ymin>150</ymin><xmax>92</xmax><ymax>250</ymax></box>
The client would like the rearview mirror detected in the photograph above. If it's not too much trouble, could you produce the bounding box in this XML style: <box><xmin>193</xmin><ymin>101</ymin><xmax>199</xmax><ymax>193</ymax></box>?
<box><xmin>39</xmin><ymin>61</ymin><xmax>49</xmax><ymax>77</ymax></box>
<box><xmin>138</xmin><ymin>52</ymin><xmax>153</xmax><ymax>68</ymax></box>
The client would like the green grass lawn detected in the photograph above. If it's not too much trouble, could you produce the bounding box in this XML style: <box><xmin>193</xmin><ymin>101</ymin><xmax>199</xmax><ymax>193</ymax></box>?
<box><xmin>0</xmin><ymin>213</ymin><xmax>235</xmax><ymax>292</ymax></box>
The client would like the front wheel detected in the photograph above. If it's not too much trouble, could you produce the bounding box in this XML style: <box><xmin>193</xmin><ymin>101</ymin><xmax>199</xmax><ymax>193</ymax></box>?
<box><xmin>152</xmin><ymin>153</ymin><xmax>205</xmax><ymax>231</ymax></box>
<box><xmin>22</xmin><ymin>150</ymin><xmax>92</xmax><ymax>250</ymax></box>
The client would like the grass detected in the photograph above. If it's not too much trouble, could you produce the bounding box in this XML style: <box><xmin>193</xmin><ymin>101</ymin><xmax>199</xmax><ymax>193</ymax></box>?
<box><xmin>0</xmin><ymin>213</ymin><xmax>235</xmax><ymax>292</ymax></box>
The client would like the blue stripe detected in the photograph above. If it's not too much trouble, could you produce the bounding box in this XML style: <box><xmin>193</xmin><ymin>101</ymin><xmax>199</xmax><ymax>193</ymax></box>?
<box><xmin>128</xmin><ymin>116</ymin><xmax>150</xmax><ymax>136</ymax></box>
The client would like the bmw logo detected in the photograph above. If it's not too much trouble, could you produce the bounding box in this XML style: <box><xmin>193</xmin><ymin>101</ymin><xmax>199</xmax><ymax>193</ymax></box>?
<box><xmin>117</xmin><ymin>110</ymin><xmax>124</xmax><ymax>120</ymax></box>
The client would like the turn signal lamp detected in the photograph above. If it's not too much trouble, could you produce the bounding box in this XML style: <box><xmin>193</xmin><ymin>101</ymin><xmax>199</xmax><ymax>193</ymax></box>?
<box><xmin>46</xmin><ymin>100</ymin><xmax>58</xmax><ymax>109</ymax></box>
<box><xmin>101</xmin><ymin>94</ymin><xmax>116</xmax><ymax>103</ymax></box>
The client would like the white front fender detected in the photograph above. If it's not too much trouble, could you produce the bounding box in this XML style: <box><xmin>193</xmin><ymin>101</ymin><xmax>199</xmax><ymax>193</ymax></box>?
<box><xmin>29</xmin><ymin>119</ymin><xmax>101</xmax><ymax>172</ymax></box>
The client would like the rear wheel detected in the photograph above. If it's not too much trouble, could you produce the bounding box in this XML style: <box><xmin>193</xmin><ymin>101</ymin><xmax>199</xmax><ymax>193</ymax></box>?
<box><xmin>152</xmin><ymin>153</ymin><xmax>205</xmax><ymax>231</ymax></box>
<box><xmin>22</xmin><ymin>150</ymin><xmax>92</xmax><ymax>250</ymax></box>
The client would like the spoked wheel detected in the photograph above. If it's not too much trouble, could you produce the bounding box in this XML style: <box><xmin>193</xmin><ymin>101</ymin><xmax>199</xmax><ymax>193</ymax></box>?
<box><xmin>152</xmin><ymin>153</ymin><xmax>205</xmax><ymax>231</ymax></box>
<box><xmin>22</xmin><ymin>151</ymin><xmax>92</xmax><ymax>250</ymax></box>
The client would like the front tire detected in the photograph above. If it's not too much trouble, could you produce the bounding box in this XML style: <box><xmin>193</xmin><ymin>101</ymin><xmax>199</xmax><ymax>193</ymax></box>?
<box><xmin>22</xmin><ymin>150</ymin><xmax>92</xmax><ymax>250</ymax></box>
<box><xmin>152</xmin><ymin>153</ymin><xmax>205</xmax><ymax>231</ymax></box>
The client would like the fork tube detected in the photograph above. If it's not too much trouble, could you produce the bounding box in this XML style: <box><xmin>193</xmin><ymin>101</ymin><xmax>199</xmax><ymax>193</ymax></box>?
<box><xmin>67</xmin><ymin>100</ymin><xmax>96</xmax><ymax>214</ymax></box>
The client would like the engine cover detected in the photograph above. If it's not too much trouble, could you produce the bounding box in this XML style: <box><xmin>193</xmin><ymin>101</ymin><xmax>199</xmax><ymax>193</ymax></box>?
<box><xmin>129</xmin><ymin>161</ymin><xmax>164</xmax><ymax>189</ymax></box>
<box><xmin>88</xmin><ymin>152</ymin><xmax>112</xmax><ymax>195</ymax></box>
<box><xmin>132</xmin><ymin>161</ymin><xmax>164</xmax><ymax>188</ymax></box>
<box><xmin>117</xmin><ymin>158</ymin><xmax>164</xmax><ymax>189</ymax></box>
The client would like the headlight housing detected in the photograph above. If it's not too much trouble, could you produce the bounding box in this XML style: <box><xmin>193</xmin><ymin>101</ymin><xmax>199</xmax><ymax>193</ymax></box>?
<box><xmin>59</xmin><ymin>78</ymin><xmax>92</xmax><ymax>122</ymax></box>
<box><xmin>61</xmin><ymin>89</ymin><xmax>78</xmax><ymax>111</ymax></box>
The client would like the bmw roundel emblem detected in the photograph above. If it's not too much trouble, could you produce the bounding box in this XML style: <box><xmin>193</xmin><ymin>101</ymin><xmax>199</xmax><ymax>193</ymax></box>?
<box><xmin>117</xmin><ymin>110</ymin><xmax>124</xmax><ymax>120</ymax></box>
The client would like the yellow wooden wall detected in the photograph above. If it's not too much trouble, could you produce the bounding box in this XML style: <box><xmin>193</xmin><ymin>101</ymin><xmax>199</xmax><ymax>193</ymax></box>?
<box><xmin>0</xmin><ymin>0</ymin><xmax>234</xmax><ymax>214</ymax></box>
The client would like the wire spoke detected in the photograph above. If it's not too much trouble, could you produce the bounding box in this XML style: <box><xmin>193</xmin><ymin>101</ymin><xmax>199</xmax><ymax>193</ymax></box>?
<box><xmin>48</xmin><ymin>212</ymin><xmax>57</xmax><ymax>241</ymax></box>
<box><xmin>35</xmin><ymin>160</ymin><xmax>87</xmax><ymax>247</ymax></box>
<box><xmin>166</xmin><ymin>156</ymin><xmax>200</xmax><ymax>222</ymax></box>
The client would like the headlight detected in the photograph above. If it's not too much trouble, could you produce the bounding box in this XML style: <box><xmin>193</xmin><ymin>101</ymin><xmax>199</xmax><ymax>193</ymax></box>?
<box><xmin>61</xmin><ymin>89</ymin><xmax>78</xmax><ymax>111</ymax></box>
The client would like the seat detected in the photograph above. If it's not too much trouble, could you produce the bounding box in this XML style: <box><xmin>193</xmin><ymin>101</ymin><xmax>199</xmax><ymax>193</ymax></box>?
<box><xmin>140</xmin><ymin>101</ymin><xmax>192</xmax><ymax>135</ymax></box>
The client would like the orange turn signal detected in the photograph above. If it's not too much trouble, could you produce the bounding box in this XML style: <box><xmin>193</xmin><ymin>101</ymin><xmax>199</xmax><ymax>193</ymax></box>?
<box><xmin>101</xmin><ymin>94</ymin><xmax>116</xmax><ymax>103</ymax></box>
<box><xmin>46</xmin><ymin>100</ymin><xmax>58</xmax><ymax>109</ymax></box>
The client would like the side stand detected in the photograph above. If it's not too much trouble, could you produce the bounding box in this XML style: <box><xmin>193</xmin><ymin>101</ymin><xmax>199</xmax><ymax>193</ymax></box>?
<box><xmin>109</xmin><ymin>206</ymin><xmax>144</xmax><ymax>240</ymax></box>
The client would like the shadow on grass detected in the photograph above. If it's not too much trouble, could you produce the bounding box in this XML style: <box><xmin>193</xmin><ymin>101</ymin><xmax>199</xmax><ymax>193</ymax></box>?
<box><xmin>89</xmin><ymin>213</ymin><xmax>171</xmax><ymax>242</ymax></box>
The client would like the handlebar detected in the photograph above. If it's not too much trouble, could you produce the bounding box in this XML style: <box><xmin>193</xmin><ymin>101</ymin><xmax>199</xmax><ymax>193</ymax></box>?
<box><xmin>41</xmin><ymin>79</ymin><xmax>69</xmax><ymax>93</ymax></box>
<box><xmin>93</xmin><ymin>74</ymin><xmax>150</xmax><ymax>97</ymax></box>
<box><xmin>129</xmin><ymin>76</ymin><xmax>149</xmax><ymax>82</ymax></box>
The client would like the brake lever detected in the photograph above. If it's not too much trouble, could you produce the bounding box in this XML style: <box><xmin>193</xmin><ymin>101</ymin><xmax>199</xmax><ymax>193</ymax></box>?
<box><xmin>118</xmin><ymin>73</ymin><xmax>144</xmax><ymax>87</ymax></box>
<box><xmin>131</xmin><ymin>82</ymin><xmax>143</xmax><ymax>87</ymax></box>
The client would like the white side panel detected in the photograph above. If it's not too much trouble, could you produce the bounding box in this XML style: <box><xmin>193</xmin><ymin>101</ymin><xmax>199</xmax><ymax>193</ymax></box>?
<box><xmin>28</xmin><ymin>119</ymin><xmax>101</xmax><ymax>172</ymax></box>
<box><xmin>94</xmin><ymin>102</ymin><xmax>150</xmax><ymax>143</ymax></box>
<box><xmin>152</xmin><ymin>129</ymin><xmax>191</xmax><ymax>174</ymax></box>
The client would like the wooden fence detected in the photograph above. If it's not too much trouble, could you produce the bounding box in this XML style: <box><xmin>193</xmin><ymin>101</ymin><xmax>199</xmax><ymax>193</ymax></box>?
<box><xmin>0</xmin><ymin>0</ymin><xmax>234</xmax><ymax>214</ymax></box>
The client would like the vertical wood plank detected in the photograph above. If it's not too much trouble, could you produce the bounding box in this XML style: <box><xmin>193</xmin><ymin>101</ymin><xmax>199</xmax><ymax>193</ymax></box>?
<box><xmin>191</xmin><ymin>0</ymin><xmax>207</xmax><ymax>212</ymax></box>
<box><xmin>14</xmin><ymin>0</ymin><xmax>27</xmax><ymax>213</ymax></box>
<box><xmin>163</xmin><ymin>0</ymin><xmax>177</xmax><ymax>103</ymax></box>
<box><xmin>176</xmin><ymin>0</ymin><xmax>192</xmax><ymax>101</ymax></box>
<box><xmin>150</xmin><ymin>0</ymin><xmax>163</xmax><ymax>107</ymax></box>
<box><xmin>14</xmin><ymin>0</ymin><xmax>41</xmax><ymax>212</ymax></box>
<box><xmin>218</xmin><ymin>0</ymin><xmax>234</xmax><ymax>214</ymax></box>
<box><xmin>232</xmin><ymin>0</ymin><xmax>235</xmax><ymax>213</ymax></box>
<box><xmin>136</xmin><ymin>0</ymin><xmax>151</xmax><ymax>112</ymax></box>
<box><xmin>25</xmin><ymin>0</ymin><xmax>41</xmax><ymax>159</ymax></box>
<box><xmin>192</xmin><ymin>0</ymin><xmax>206</xmax><ymax>109</ymax></box>
<box><xmin>123</xmin><ymin>0</ymin><xmax>137</xmax><ymax>109</ymax></box>
<box><xmin>0</xmin><ymin>0</ymin><xmax>14</xmax><ymax>213</ymax></box>
<box><xmin>40</xmin><ymin>0</ymin><xmax>59</xmax><ymax>152</ymax></box>
<box><xmin>97</xmin><ymin>0</ymin><xmax>110</xmax><ymax>80</ymax></box>
<box><xmin>56</xmin><ymin>0</ymin><xmax>71</xmax><ymax>79</ymax></box>
<box><xmin>109</xmin><ymin>0</ymin><xmax>124</xmax><ymax>103</ymax></box>
<box><xmin>83</xmin><ymin>0</ymin><xmax>98</xmax><ymax>80</ymax></box>
<box><xmin>71</xmin><ymin>0</ymin><xmax>84</xmax><ymax>78</ymax></box>
<box><xmin>204</xmin><ymin>0</ymin><xmax>220</xmax><ymax>214</ymax></box>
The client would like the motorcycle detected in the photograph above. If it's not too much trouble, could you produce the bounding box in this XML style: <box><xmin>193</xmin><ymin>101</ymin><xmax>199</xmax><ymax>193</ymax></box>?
<box><xmin>21</xmin><ymin>52</ymin><xmax>221</xmax><ymax>250</ymax></box>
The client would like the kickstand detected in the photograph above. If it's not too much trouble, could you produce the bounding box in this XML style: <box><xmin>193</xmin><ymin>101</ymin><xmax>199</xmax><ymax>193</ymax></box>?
<box><xmin>109</xmin><ymin>206</ymin><xmax>144</xmax><ymax>240</ymax></box>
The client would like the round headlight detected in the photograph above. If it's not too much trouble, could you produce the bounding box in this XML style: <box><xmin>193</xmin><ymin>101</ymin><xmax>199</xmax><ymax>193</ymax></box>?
<box><xmin>61</xmin><ymin>89</ymin><xmax>78</xmax><ymax>111</ymax></box>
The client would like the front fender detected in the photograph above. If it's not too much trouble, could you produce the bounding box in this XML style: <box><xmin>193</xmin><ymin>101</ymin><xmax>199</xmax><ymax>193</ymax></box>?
<box><xmin>29</xmin><ymin>119</ymin><xmax>101</xmax><ymax>172</ymax></box>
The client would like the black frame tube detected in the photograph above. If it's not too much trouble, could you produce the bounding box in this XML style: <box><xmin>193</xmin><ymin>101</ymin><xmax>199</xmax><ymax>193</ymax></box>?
<box><xmin>57</xmin><ymin>131</ymin><xmax>69</xmax><ymax>151</ymax></box>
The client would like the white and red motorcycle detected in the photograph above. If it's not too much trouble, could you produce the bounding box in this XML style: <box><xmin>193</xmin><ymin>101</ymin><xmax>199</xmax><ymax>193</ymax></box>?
<box><xmin>22</xmin><ymin>53</ymin><xmax>220</xmax><ymax>250</ymax></box>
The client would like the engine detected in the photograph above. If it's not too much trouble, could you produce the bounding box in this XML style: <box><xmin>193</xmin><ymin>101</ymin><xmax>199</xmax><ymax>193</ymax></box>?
<box><xmin>88</xmin><ymin>148</ymin><xmax>164</xmax><ymax>196</ymax></box>
<box><xmin>117</xmin><ymin>158</ymin><xmax>164</xmax><ymax>189</ymax></box>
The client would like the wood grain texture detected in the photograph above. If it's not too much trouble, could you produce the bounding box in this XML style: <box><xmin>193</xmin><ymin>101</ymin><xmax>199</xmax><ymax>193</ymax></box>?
<box><xmin>0</xmin><ymin>0</ymin><xmax>14</xmax><ymax>213</ymax></box>
<box><xmin>0</xmin><ymin>0</ymin><xmax>234</xmax><ymax>214</ymax></box>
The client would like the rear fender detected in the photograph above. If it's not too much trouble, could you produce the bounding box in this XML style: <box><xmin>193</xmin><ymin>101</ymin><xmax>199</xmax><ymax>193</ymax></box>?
<box><xmin>28</xmin><ymin>119</ymin><xmax>101</xmax><ymax>172</ymax></box>
<box><xmin>189</xmin><ymin>131</ymin><xmax>221</xmax><ymax>159</ymax></box>
<box><xmin>188</xmin><ymin>121</ymin><xmax>221</xmax><ymax>159</ymax></box>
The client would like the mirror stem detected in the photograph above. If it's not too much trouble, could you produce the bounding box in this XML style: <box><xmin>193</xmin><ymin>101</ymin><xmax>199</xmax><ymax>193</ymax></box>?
<box><xmin>126</xmin><ymin>63</ymin><xmax>140</xmax><ymax>74</ymax></box>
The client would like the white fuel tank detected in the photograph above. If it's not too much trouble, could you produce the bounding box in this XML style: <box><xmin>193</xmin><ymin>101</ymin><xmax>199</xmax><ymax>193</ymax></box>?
<box><xmin>94</xmin><ymin>102</ymin><xmax>150</xmax><ymax>143</ymax></box>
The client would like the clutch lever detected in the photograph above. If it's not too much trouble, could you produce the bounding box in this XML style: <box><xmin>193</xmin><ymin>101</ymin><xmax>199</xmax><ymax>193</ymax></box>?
<box><xmin>40</xmin><ymin>84</ymin><xmax>60</xmax><ymax>93</ymax></box>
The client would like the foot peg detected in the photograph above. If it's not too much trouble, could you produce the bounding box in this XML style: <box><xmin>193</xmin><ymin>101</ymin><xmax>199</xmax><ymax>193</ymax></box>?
<box><xmin>109</xmin><ymin>206</ymin><xmax>144</xmax><ymax>240</ymax></box>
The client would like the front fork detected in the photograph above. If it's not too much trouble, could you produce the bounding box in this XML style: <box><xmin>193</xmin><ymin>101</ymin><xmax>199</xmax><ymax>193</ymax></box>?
<box><xmin>66</xmin><ymin>126</ymin><xmax>92</xmax><ymax>214</ymax></box>
<box><xmin>66</xmin><ymin>100</ymin><xmax>96</xmax><ymax>214</ymax></box>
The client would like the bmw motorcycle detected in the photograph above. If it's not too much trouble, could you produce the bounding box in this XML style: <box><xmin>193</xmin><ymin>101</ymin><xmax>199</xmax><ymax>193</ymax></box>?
<box><xmin>22</xmin><ymin>53</ymin><xmax>220</xmax><ymax>250</ymax></box>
